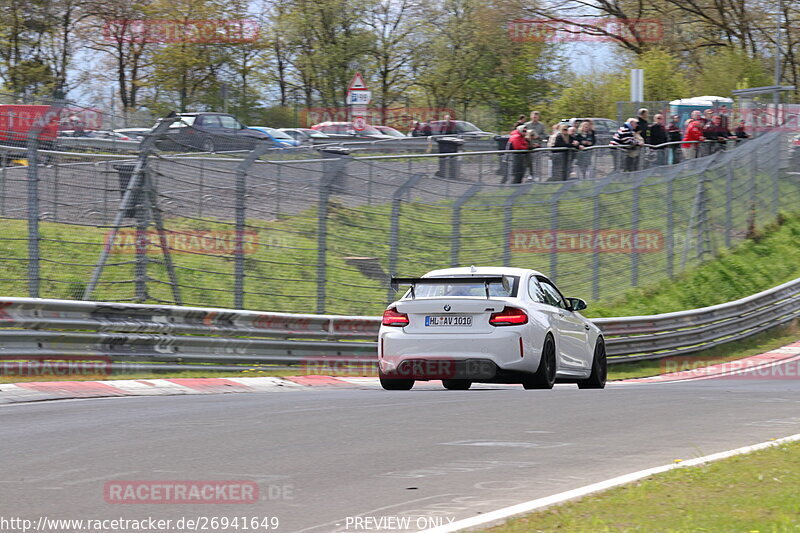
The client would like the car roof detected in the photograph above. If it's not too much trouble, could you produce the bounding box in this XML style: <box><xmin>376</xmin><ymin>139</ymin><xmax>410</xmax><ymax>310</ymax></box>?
<box><xmin>421</xmin><ymin>266</ymin><xmax>544</xmax><ymax>278</ymax></box>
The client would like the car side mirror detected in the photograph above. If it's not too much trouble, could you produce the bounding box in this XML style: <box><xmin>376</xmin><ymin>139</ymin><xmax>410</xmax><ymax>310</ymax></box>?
<box><xmin>566</xmin><ymin>298</ymin><xmax>587</xmax><ymax>311</ymax></box>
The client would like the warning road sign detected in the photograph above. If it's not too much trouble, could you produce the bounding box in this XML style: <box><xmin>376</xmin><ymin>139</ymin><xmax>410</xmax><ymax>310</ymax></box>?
<box><xmin>348</xmin><ymin>72</ymin><xmax>368</xmax><ymax>91</ymax></box>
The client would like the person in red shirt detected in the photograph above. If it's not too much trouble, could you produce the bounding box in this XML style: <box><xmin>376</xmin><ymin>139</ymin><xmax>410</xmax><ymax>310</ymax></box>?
<box><xmin>682</xmin><ymin>120</ymin><xmax>705</xmax><ymax>160</ymax></box>
<box><xmin>506</xmin><ymin>125</ymin><xmax>530</xmax><ymax>184</ymax></box>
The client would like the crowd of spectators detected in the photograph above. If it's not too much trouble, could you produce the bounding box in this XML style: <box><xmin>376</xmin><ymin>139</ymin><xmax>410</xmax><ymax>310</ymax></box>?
<box><xmin>502</xmin><ymin>107</ymin><xmax>751</xmax><ymax>183</ymax></box>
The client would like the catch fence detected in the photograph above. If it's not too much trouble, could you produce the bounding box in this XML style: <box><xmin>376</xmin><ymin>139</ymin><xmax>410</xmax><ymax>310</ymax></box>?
<box><xmin>0</xmin><ymin>113</ymin><xmax>797</xmax><ymax>316</ymax></box>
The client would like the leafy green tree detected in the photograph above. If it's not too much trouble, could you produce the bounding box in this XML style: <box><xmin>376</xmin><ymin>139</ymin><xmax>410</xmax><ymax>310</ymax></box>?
<box><xmin>634</xmin><ymin>48</ymin><xmax>691</xmax><ymax>101</ymax></box>
<box><xmin>549</xmin><ymin>71</ymin><xmax>628</xmax><ymax>121</ymax></box>
<box><xmin>691</xmin><ymin>48</ymin><xmax>772</xmax><ymax>96</ymax></box>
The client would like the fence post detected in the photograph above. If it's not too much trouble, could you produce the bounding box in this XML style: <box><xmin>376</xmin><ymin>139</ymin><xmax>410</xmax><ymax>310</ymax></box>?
<box><xmin>631</xmin><ymin>176</ymin><xmax>642</xmax><ymax>287</ymax></box>
<box><xmin>549</xmin><ymin>181</ymin><xmax>578</xmax><ymax>283</ymax></box>
<box><xmin>591</xmin><ymin>180</ymin><xmax>612</xmax><ymax>300</ymax></box>
<box><xmin>83</xmin><ymin>113</ymin><xmax>179</xmax><ymax>301</ymax></box>
<box><xmin>666</xmin><ymin>175</ymin><xmax>674</xmax><ymax>279</ymax></box>
<box><xmin>25</xmin><ymin>100</ymin><xmax>64</xmax><ymax>298</ymax></box>
<box><xmin>387</xmin><ymin>173</ymin><xmax>424</xmax><ymax>305</ymax></box>
<box><xmin>451</xmin><ymin>184</ymin><xmax>483</xmax><ymax>267</ymax></box>
<box><xmin>234</xmin><ymin>142</ymin><xmax>273</xmax><ymax>309</ymax></box>
<box><xmin>725</xmin><ymin>162</ymin><xmax>733</xmax><ymax>248</ymax></box>
<box><xmin>133</xmin><ymin>174</ymin><xmax>149</xmax><ymax>302</ymax></box>
<box><xmin>503</xmin><ymin>183</ymin><xmax>533</xmax><ymax>267</ymax></box>
<box><xmin>0</xmin><ymin>148</ymin><xmax>6</xmax><ymax>216</ymax></box>
<box><xmin>316</xmin><ymin>147</ymin><xmax>351</xmax><ymax>314</ymax></box>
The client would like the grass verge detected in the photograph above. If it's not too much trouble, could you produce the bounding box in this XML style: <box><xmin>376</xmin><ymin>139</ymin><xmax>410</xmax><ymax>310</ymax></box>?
<box><xmin>485</xmin><ymin>439</ymin><xmax>800</xmax><ymax>532</ymax></box>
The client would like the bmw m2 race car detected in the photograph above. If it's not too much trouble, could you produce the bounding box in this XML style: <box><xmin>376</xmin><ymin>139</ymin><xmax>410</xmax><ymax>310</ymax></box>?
<box><xmin>378</xmin><ymin>267</ymin><xmax>606</xmax><ymax>391</ymax></box>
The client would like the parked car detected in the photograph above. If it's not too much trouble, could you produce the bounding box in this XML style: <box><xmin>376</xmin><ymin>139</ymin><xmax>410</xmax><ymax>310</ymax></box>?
<box><xmin>309</xmin><ymin>121</ymin><xmax>395</xmax><ymax>140</ymax></box>
<box><xmin>86</xmin><ymin>130</ymin><xmax>134</xmax><ymax>141</ymax></box>
<box><xmin>247</xmin><ymin>126</ymin><xmax>301</xmax><ymax>147</ymax></box>
<box><xmin>559</xmin><ymin>117</ymin><xmax>619</xmax><ymax>144</ymax></box>
<box><xmin>154</xmin><ymin>112</ymin><xmax>271</xmax><ymax>152</ymax></box>
<box><xmin>114</xmin><ymin>128</ymin><xmax>151</xmax><ymax>141</ymax></box>
<box><xmin>378</xmin><ymin>266</ymin><xmax>605</xmax><ymax>391</ymax></box>
<box><xmin>410</xmin><ymin>120</ymin><xmax>494</xmax><ymax>139</ymax></box>
<box><xmin>279</xmin><ymin>128</ymin><xmax>331</xmax><ymax>144</ymax></box>
<box><xmin>373</xmin><ymin>125</ymin><xmax>407</xmax><ymax>138</ymax></box>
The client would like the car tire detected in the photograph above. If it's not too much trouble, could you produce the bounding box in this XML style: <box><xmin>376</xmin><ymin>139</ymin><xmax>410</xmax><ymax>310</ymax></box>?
<box><xmin>442</xmin><ymin>379</ymin><xmax>472</xmax><ymax>390</ymax></box>
<box><xmin>379</xmin><ymin>370</ymin><xmax>414</xmax><ymax>390</ymax></box>
<box><xmin>202</xmin><ymin>138</ymin><xmax>216</xmax><ymax>153</ymax></box>
<box><xmin>523</xmin><ymin>334</ymin><xmax>556</xmax><ymax>389</ymax></box>
<box><xmin>577</xmin><ymin>339</ymin><xmax>607</xmax><ymax>389</ymax></box>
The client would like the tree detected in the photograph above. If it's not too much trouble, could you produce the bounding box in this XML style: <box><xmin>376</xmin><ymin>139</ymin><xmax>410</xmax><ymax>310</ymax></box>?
<box><xmin>363</xmin><ymin>0</ymin><xmax>419</xmax><ymax>123</ymax></box>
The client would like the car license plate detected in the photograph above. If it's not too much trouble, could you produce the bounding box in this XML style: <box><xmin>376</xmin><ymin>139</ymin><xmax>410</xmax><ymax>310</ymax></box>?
<box><xmin>425</xmin><ymin>315</ymin><xmax>472</xmax><ymax>327</ymax></box>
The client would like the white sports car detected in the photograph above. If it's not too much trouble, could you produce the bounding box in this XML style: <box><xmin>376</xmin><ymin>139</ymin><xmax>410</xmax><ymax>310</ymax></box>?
<box><xmin>378</xmin><ymin>266</ymin><xmax>606</xmax><ymax>390</ymax></box>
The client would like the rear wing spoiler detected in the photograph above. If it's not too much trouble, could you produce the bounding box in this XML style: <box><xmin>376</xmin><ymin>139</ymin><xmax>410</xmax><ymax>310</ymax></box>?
<box><xmin>390</xmin><ymin>276</ymin><xmax>509</xmax><ymax>299</ymax></box>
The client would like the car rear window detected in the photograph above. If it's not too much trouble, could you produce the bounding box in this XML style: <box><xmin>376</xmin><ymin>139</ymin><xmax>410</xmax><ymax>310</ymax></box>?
<box><xmin>406</xmin><ymin>276</ymin><xmax>519</xmax><ymax>298</ymax></box>
<box><xmin>170</xmin><ymin>116</ymin><xmax>196</xmax><ymax>128</ymax></box>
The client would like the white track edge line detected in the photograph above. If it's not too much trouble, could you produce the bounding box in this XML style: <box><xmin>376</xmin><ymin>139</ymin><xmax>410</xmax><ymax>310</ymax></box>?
<box><xmin>421</xmin><ymin>432</ymin><xmax>800</xmax><ymax>533</ymax></box>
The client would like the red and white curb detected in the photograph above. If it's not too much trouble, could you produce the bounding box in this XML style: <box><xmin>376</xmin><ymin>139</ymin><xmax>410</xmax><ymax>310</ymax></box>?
<box><xmin>0</xmin><ymin>377</ymin><xmax>306</xmax><ymax>405</ymax></box>
<box><xmin>1</xmin><ymin>340</ymin><xmax>798</xmax><ymax>404</ymax></box>
<box><xmin>620</xmin><ymin>341</ymin><xmax>800</xmax><ymax>384</ymax></box>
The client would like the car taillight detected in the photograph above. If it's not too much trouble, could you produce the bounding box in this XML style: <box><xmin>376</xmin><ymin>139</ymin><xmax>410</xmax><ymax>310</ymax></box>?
<box><xmin>382</xmin><ymin>307</ymin><xmax>409</xmax><ymax>327</ymax></box>
<box><xmin>489</xmin><ymin>306</ymin><xmax>528</xmax><ymax>326</ymax></box>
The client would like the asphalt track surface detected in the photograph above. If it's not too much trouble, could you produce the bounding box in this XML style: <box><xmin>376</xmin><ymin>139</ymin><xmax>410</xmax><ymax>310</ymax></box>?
<box><xmin>2</xmin><ymin>366</ymin><xmax>800</xmax><ymax>532</ymax></box>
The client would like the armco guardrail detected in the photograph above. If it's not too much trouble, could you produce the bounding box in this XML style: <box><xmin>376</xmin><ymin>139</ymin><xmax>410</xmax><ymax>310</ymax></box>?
<box><xmin>594</xmin><ymin>277</ymin><xmax>800</xmax><ymax>362</ymax></box>
<box><xmin>0</xmin><ymin>277</ymin><xmax>797</xmax><ymax>371</ymax></box>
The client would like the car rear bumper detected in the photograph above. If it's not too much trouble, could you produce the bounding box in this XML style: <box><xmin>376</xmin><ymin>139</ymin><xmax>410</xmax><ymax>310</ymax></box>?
<box><xmin>379</xmin><ymin>329</ymin><xmax>540</xmax><ymax>376</ymax></box>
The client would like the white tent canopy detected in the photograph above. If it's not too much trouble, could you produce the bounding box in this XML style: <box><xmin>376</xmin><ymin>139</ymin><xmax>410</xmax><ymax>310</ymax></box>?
<box><xmin>669</xmin><ymin>96</ymin><xmax>734</xmax><ymax>106</ymax></box>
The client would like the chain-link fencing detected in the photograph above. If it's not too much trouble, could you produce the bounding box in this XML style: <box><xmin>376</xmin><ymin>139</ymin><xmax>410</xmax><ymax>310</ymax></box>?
<box><xmin>1</xmin><ymin>110</ymin><xmax>797</xmax><ymax>316</ymax></box>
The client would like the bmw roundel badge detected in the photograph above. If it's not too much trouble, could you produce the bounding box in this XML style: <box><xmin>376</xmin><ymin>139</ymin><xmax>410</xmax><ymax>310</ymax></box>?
<box><xmin>444</xmin><ymin>305</ymin><xmax>451</xmax><ymax>311</ymax></box>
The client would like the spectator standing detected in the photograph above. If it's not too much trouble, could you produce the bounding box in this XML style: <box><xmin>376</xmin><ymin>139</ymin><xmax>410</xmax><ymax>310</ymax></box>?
<box><xmin>523</xmin><ymin>111</ymin><xmax>545</xmax><ymax>180</ymax></box>
<box><xmin>734</xmin><ymin>120</ymin><xmax>751</xmax><ymax>141</ymax></box>
<box><xmin>514</xmin><ymin>114</ymin><xmax>526</xmax><ymax>128</ymax></box>
<box><xmin>441</xmin><ymin>114</ymin><xmax>457</xmax><ymax>135</ymax></box>
<box><xmin>551</xmin><ymin>123</ymin><xmax>577</xmax><ymax>181</ymax></box>
<box><xmin>636</xmin><ymin>108</ymin><xmax>650</xmax><ymax>143</ymax></box>
<box><xmin>703</xmin><ymin>115</ymin><xmax>734</xmax><ymax>153</ymax></box>
<box><xmin>666</xmin><ymin>114</ymin><xmax>683</xmax><ymax>164</ymax></box>
<box><xmin>506</xmin><ymin>125</ymin><xmax>530</xmax><ymax>184</ymax></box>
<box><xmin>718</xmin><ymin>105</ymin><xmax>731</xmax><ymax>130</ymax></box>
<box><xmin>610</xmin><ymin>118</ymin><xmax>643</xmax><ymax>172</ymax></box>
<box><xmin>648</xmin><ymin>113</ymin><xmax>668</xmax><ymax>166</ymax></box>
<box><xmin>573</xmin><ymin>120</ymin><xmax>596</xmax><ymax>179</ymax></box>
<box><xmin>681</xmin><ymin>119</ymin><xmax>705</xmax><ymax>159</ymax></box>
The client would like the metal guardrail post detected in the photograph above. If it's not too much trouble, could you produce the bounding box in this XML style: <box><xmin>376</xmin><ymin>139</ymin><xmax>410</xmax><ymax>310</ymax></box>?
<box><xmin>387</xmin><ymin>174</ymin><xmax>424</xmax><ymax>304</ymax></box>
<box><xmin>502</xmin><ymin>183</ymin><xmax>533</xmax><ymax>267</ymax></box>
<box><xmin>83</xmin><ymin>113</ymin><xmax>179</xmax><ymax>301</ymax></box>
<box><xmin>451</xmin><ymin>184</ymin><xmax>483</xmax><ymax>267</ymax></box>
<box><xmin>234</xmin><ymin>143</ymin><xmax>276</xmax><ymax>309</ymax></box>
<box><xmin>25</xmin><ymin>100</ymin><xmax>64</xmax><ymax>298</ymax></box>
